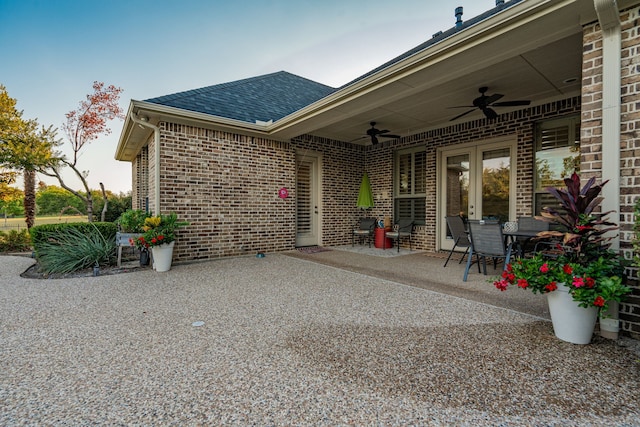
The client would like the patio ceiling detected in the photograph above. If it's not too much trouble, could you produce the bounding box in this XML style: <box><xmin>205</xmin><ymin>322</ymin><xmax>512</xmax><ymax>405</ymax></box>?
<box><xmin>270</xmin><ymin>0</ymin><xmax>597</xmax><ymax>143</ymax></box>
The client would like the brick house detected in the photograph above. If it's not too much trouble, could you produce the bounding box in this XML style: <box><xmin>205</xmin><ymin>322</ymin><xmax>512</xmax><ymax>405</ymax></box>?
<box><xmin>115</xmin><ymin>0</ymin><xmax>640</xmax><ymax>334</ymax></box>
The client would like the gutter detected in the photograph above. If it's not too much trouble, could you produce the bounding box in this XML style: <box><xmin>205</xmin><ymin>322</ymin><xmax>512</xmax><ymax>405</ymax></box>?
<box><xmin>594</xmin><ymin>0</ymin><xmax>621</xmax><ymax>251</ymax></box>
<box><xmin>129</xmin><ymin>112</ymin><xmax>161</xmax><ymax>215</ymax></box>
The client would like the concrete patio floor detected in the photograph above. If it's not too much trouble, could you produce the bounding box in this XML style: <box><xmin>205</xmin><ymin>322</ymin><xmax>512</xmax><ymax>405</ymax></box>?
<box><xmin>1</xmin><ymin>250</ymin><xmax>639</xmax><ymax>426</ymax></box>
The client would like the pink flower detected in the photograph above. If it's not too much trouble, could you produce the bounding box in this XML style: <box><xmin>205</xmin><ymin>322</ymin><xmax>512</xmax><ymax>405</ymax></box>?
<box><xmin>540</xmin><ymin>263</ymin><xmax>549</xmax><ymax>273</ymax></box>
<box><xmin>573</xmin><ymin>277</ymin><xmax>585</xmax><ymax>288</ymax></box>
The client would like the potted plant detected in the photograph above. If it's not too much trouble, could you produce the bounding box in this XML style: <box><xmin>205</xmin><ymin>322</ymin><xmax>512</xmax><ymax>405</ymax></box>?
<box><xmin>116</xmin><ymin>209</ymin><xmax>151</xmax><ymax>234</ymax></box>
<box><xmin>132</xmin><ymin>213</ymin><xmax>188</xmax><ymax>272</ymax></box>
<box><xmin>115</xmin><ymin>209</ymin><xmax>151</xmax><ymax>266</ymax></box>
<box><xmin>493</xmin><ymin>173</ymin><xmax>631</xmax><ymax>344</ymax></box>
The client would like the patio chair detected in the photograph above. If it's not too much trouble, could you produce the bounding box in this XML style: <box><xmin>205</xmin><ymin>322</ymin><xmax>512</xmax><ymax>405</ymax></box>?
<box><xmin>463</xmin><ymin>220</ymin><xmax>513</xmax><ymax>281</ymax></box>
<box><xmin>443</xmin><ymin>215</ymin><xmax>471</xmax><ymax>267</ymax></box>
<box><xmin>352</xmin><ymin>217</ymin><xmax>376</xmax><ymax>247</ymax></box>
<box><xmin>384</xmin><ymin>219</ymin><xmax>414</xmax><ymax>252</ymax></box>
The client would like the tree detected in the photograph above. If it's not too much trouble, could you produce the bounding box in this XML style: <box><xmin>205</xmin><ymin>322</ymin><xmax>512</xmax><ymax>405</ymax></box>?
<box><xmin>38</xmin><ymin>82</ymin><xmax>124</xmax><ymax>222</ymax></box>
<box><xmin>35</xmin><ymin>185</ymin><xmax>85</xmax><ymax>216</ymax></box>
<box><xmin>0</xmin><ymin>183</ymin><xmax>23</xmax><ymax>223</ymax></box>
<box><xmin>0</xmin><ymin>85</ymin><xmax>57</xmax><ymax>229</ymax></box>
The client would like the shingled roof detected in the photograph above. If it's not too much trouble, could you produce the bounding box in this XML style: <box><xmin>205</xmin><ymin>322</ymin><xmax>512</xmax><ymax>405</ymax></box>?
<box><xmin>143</xmin><ymin>1</ymin><xmax>523</xmax><ymax>124</ymax></box>
<box><xmin>145</xmin><ymin>71</ymin><xmax>336</xmax><ymax>124</ymax></box>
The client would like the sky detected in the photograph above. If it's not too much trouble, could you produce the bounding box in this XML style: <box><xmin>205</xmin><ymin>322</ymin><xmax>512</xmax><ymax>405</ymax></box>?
<box><xmin>1</xmin><ymin>0</ymin><xmax>494</xmax><ymax>194</ymax></box>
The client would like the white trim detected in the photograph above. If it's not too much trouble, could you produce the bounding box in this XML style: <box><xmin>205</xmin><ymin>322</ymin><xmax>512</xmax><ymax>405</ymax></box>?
<box><xmin>594</xmin><ymin>0</ymin><xmax>621</xmax><ymax>250</ymax></box>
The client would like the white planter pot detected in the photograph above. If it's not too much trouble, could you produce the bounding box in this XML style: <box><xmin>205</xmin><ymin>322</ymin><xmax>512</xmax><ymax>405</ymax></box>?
<box><xmin>151</xmin><ymin>241</ymin><xmax>175</xmax><ymax>272</ymax></box>
<box><xmin>547</xmin><ymin>283</ymin><xmax>598</xmax><ymax>345</ymax></box>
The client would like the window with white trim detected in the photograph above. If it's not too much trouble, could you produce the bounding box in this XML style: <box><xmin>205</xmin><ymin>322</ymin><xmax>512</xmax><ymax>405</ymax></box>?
<box><xmin>394</xmin><ymin>147</ymin><xmax>426</xmax><ymax>225</ymax></box>
<box><xmin>534</xmin><ymin>116</ymin><xmax>580</xmax><ymax>215</ymax></box>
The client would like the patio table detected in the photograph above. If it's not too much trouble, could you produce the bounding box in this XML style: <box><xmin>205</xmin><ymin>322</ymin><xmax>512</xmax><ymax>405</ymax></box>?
<box><xmin>502</xmin><ymin>229</ymin><xmax>544</xmax><ymax>258</ymax></box>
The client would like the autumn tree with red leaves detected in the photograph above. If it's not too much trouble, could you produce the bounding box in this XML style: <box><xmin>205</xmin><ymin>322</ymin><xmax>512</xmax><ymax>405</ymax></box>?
<box><xmin>39</xmin><ymin>82</ymin><xmax>124</xmax><ymax>222</ymax></box>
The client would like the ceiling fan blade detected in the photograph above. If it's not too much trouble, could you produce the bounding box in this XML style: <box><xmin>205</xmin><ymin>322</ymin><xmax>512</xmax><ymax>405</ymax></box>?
<box><xmin>371</xmin><ymin>135</ymin><xmax>379</xmax><ymax>145</ymax></box>
<box><xmin>348</xmin><ymin>135</ymin><xmax>368</xmax><ymax>143</ymax></box>
<box><xmin>484</xmin><ymin>93</ymin><xmax>504</xmax><ymax>105</ymax></box>
<box><xmin>448</xmin><ymin>105</ymin><xmax>475</xmax><ymax>109</ymax></box>
<box><xmin>450</xmin><ymin>109</ymin><xmax>475</xmax><ymax>121</ymax></box>
<box><xmin>380</xmin><ymin>134</ymin><xmax>401</xmax><ymax>139</ymax></box>
<box><xmin>493</xmin><ymin>100</ymin><xmax>531</xmax><ymax>107</ymax></box>
<box><xmin>483</xmin><ymin>107</ymin><xmax>498</xmax><ymax>120</ymax></box>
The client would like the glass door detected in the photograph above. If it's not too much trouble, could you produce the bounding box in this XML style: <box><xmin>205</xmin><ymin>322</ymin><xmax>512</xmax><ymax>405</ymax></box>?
<box><xmin>439</xmin><ymin>140</ymin><xmax>516</xmax><ymax>250</ymax></box>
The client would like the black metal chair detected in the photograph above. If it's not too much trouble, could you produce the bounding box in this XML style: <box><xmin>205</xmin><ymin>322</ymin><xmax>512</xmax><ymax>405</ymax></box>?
<box><xmin>515</xmin><ymin>216</ymin><xmax>550</xmax><ymax>256</ymax></box>
<box><xmin>443</xmin><ymin>215</ymin><xmax>472</xmax><ymax>267</ymax></box>
<box><xmin>464</xmin><ymin>220</ymin><xmax>513</xmax><ymax>281</ymax></box>
<box><xmin>352</xmin><ymin>218</ymin><xmax>376</xmax><ymax>247</ymax></box>
<box><xmin>384</xmin><ymin>219</ymin><xmax>414</xmax><ymax>252</ymax></box>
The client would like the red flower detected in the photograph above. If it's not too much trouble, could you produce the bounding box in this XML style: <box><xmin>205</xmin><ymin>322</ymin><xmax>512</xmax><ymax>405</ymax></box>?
<box><xmin>157</xmin><ymin>235</ymin><xmax>164</xmax><ymax>241</ymax></box>
<box><xmin>517</xmin><ymin>278</ymin><xmax>529</xmax><ymax>289</ymax></box>
<box><xmin>539</xmin><ymin>263</ymin><xmax>549</xmax><ymax>273</ymax></box>
<box><xmin>545</xmin><ymin>282</ymin><xmax>558</xmax><ymax>292</ymax></box>
<box><xmin>585</xmin><ymin>277</ymin><xmax>595</xmax><ymax>288</ymax></box>
<box><xmin>151</xmin><ymin>238</ymin><xmax>157</xmax><ymax>244</ymax></box>
<box><xmin>563</xmin><ymin>264</ymin><xmax>573</xmax><ymax>274</ymax></box>
<box><xmin>494</xmin><ymin>279</ymin><xmax>509</xmax><ymax>291</ymax></box>
<box><xmin>593</xmin><ymin>296</ymin><xmax>605</xmax><ymax>307</ymax></box>
<box><xmin>576</xmin><ymin>225</ymin><xmax>592</xmax><ymax>231</ymax></box>
<box><xmin>505</xmin><ymin>263</ymin><xmax>513</xmax><ymax>273</ymax></box>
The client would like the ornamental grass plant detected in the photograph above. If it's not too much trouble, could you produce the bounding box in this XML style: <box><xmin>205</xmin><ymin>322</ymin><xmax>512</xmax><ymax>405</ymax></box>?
<box><xmin>36</xmin><ymin>225</ymin><xmax>116</xmax><ymax>274</ymax></box>
<box><xmin>494</xmin><ymin>173</ymin><xmax>631</xmax><ymax>314</ymax></box>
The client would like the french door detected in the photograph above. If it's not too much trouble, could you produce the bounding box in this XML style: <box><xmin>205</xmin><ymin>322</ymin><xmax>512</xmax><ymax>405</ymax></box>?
<box><xmin>439</xmin><ymin>139</ymin><xmax>516</xmax><ymax>250</ymax></box>
<box><xmin>296</xmin><ymin>152</ymin><xmax>321</xmax><ymax>247</ymax></box>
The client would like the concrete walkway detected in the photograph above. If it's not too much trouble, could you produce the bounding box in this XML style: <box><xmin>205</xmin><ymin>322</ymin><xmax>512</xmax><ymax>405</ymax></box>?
<box><xmin>1</xmin><ymin>252</ymin><xmax>639</xmax><ymax>426</ymax></box>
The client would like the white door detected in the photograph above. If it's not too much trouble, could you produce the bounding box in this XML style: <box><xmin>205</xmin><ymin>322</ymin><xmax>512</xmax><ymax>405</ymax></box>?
<box><xmin>296</xmin><ymin>153</ymin><xmax>321</xmax><ymax>247</ymax></box>
<box><xmin>439</xmin><ymin>140</ymin><xmax>516</xmax><ymax>250</ymax></box>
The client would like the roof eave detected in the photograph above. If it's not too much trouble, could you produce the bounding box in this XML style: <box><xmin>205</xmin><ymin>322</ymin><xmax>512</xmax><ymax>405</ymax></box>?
<box><xmin>115</xmin><ymin>100</ymin><xmax>273</xmax><ymax>161</ymax></box>
<box><xmin>267</xmin><ymin>0</ymin><xmax>587</xmax><ymax>139</ymax></box>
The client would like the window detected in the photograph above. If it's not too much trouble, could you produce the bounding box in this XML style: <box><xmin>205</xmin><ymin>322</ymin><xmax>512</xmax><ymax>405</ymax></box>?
<box><xmin>534</xmin><ymin>116</ymin><xmax>580</xmax><ymax>215</ymax></box>
<box><xmin>394</xmin><ymin>147</ymin><xmax>426</xmax><ymax>224</ymax></box>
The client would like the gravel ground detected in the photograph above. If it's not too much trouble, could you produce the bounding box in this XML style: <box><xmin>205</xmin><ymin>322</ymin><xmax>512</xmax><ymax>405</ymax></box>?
<box><xmin>1</xmin><ymin>253</ymin><xmax>639</xmax><ymax>426</ymax></box>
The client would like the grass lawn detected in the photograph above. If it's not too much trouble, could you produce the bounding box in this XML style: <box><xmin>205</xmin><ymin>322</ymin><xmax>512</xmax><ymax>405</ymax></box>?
<box><xmin>0</xmin><ymin>215</ymin><xmax>88</xmax><ymax>232</ymax></box>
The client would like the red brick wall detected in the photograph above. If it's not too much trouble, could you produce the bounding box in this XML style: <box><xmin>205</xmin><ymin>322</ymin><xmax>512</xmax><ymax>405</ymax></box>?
<box><xmin>133</xmin><ymin>98</ymin><xmax>581</xmax><ymax>261</ymax></box>
<box><xmin>582</xmin><ymin>7</ymin><xmax>640</xmax><ymax>336</ymax></box>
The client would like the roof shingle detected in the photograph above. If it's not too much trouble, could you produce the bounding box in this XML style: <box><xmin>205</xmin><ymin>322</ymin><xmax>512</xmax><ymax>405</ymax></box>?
<box><xmin>145</xmin><ymin>71</ymin><xmax>336</xmax><ymax>123</ymax></box>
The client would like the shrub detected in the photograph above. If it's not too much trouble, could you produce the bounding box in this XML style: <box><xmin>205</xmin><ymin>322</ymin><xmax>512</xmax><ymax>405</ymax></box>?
<box><xmin>0</xmin><ymin>229</ymin><xmax>31</xmax><ymax>252</ymax></box>
<box><xmin>30</xmin><ymin>222</ymin><xmax>117</xmax><ymax>256</ymax></box>
<box><xmin>34</xmin><ymin>223</ymin><xmax>117</xmax><ymax>274</ymax></box>
<box><xmin>115</xmin><ymin>209</ymin><xmax>150</xmax><ymax>233</ymax></box>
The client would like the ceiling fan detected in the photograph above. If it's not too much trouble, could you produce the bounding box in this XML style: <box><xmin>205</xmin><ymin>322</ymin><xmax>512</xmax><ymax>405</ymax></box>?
<box><xmin>361</xmin><ymin>122</ymin><xmax>401</xmax><ymax>145</ymax></box>
<box><xmin>449</xmin><ymin>87</ymin><xmax>531</xmax><ymax>121</ymax></box>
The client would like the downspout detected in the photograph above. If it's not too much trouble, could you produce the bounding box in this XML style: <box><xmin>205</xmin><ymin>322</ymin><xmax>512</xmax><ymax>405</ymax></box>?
<box><xmin>129</xmin><ymin>112</ymin><xmax>161</xmax><ymax>214</ymax></box>
<box><xmin>593</xmin><ymin>0</ymin><xmax>621</xmax><ymax>251</ymax></box>
<box><xmin>594</xmin><ymin>0</ymin><xmax>622</xmax><ymax>341</ymax></box>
